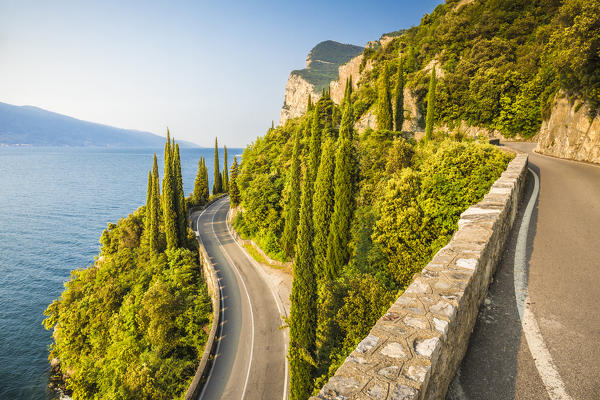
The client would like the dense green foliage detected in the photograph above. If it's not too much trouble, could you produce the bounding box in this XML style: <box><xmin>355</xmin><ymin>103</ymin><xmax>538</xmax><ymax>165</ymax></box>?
<box><xmin>234</xmin><ymin>91</ymin><xmax>511</xmax><ymax>397</ymax></box>
<box><xmin>355</xmin><ymin>0</ymin><xmax>600</xmax><ymax>138</ymax></box>
<box><xmin>43</xmin><ymin>135</ymin><xmax>212</xmax><ymax>399</ymax></box>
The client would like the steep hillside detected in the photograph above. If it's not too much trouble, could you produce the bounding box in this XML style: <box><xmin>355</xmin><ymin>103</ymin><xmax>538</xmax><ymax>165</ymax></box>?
<box><xmin>280</xmin><ymin>0</ymin><xmax>600</xmax><ymax>162</ymax></box>
<box><xmin>0</xmin><ymin>102</ymin><xmax>195</xmax><ymax>147</ymax></box>
<box><xmin>279</xmin><ymin>41</ymin><xmax>363</xmax><ymax>125</ymax></box>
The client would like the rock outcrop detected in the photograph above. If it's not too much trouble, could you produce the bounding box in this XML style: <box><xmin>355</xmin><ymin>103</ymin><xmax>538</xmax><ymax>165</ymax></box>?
<box><xmin>536</xmin><ymin>93</ymin><xmax>600</xmax><ymax>164</ymax></box>
<box><xmin>280</xmin><ymin>74</ymin><xmax>321</xmax><ymax>125</ymax></box>
<box><xmin>330</xmin><ymin>54</ymin><xmax>364</xmax><ymax>104</ymax></box>
<box><xmin>279</xmin><ymin>41</ymin><xmax>363</xmax><ymax>125</ymax></box>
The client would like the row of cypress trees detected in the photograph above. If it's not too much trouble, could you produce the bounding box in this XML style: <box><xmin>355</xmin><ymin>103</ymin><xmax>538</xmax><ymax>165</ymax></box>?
<box><xmin>192</xmin><ymin>137</ymin><xmax>240</xmax><ymax>207</ymax></box>
<box><xmin>377</xmin><ymin>59</ymin><xmax>406</xmax><ymax>132</ymax></box>
<box><xmin>377</xmin><ymin>58</ymin><xmax>437</xmax><ymax>140</ymax></box>
<box><xmin>287</xmin><ymin>81</ymin><xmax>359</xmax><ymax>400</ymax></box>
<box><xmin>143</xmin><ymin>130</ymin><xmax>188</xmax><ymax>252</ymax></box>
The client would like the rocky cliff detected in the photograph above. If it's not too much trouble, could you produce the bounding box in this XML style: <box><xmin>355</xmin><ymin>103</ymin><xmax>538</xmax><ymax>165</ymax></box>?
<box><xmin>280</xmin><ymin>41</ymin><xmax>363</xmax><ymax>125</ymax></box>
<box><xmin>536</xmin><ymin>93</ymin><xmax>600</xmax><ymax>164</ymax></box>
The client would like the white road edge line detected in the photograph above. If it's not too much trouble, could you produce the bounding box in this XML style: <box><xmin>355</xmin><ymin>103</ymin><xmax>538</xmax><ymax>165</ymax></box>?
<box><xmin>514</xmin><ymin>168</ymin><xmax>572</xmax><ymax>400</ymax></box>
<box><xmin>210</xmin><ymin>198</ymin><xmax>256</xmax><ymax>400</ymax></box>
<box><xmin>225</xmin><ymin>206</ymin><xmax>289</xmax><ymax>400</ymax></box>
<box><xmin>196</xmin><ymin>204</ymin><xmax>225</xmax><ymax>400</ymax></box>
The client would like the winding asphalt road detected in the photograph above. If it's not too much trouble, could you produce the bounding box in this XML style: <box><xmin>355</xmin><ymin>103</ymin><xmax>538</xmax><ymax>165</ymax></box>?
<box><xmin>192</xmin><ymin>197</ymin><xmax>288</xmax><ymax>400</ymax></box>
<box><xmin>449</xmin><ymin>143</ymin><xmax>600</xmax><ymax>399</ymax></box>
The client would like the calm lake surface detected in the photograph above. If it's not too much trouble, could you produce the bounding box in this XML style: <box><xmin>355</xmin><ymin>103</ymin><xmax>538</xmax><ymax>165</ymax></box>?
<box><xmin>0</xmin><ymin>146</ymin><xmax>242</xmax><ymax>399</ymax></box>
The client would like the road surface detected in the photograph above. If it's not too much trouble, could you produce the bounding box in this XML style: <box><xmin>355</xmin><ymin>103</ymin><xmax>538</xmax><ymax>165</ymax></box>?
<box><xmin>449</xmin><ymin>143</ymin><xmax>600</xmax><ymax>399</ymax></box>
<box><xmin>192</xmin><ymin>197</ymin><xmax>288</xmax><ymax>400</ymax></box>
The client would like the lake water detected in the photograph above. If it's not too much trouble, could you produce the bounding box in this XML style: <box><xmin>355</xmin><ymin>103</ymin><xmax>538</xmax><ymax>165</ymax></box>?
<box><xmin>0</xmin><ymin>146</ymin><xmax>242</xmax><ymax>399</ymax></box>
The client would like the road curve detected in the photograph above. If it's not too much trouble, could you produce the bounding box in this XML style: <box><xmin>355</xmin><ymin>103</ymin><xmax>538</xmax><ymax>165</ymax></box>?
<box><xmin>192</xmin><ymin>197</ymin><xmax>288</xmax><ymax>400</ymax></box>
<box><xmin>450</xmin><ymin>143</ymin><xmax>600</xmax><ymax>400</ymax></box>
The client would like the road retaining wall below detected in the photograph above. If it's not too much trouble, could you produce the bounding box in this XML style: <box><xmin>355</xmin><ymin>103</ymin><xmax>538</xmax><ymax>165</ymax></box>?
<box><xmin>184</xmin><ymin>196</ymin><xmax>226</xmax><ymax>400</ymax></box>
<box><xmin>311</xmin><ymin>152</ymin><xmax>529</xmax><ymax>400</ymax></box>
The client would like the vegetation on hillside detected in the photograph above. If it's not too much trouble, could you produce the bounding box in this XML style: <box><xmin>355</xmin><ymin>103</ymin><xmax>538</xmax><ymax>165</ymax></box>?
<box><xmin>355</xmin><ymin>0</ymin><xmax>600</xmax><ymax>138</ymax></box>
<box><xmin>234</xmin><ymin>87</ymin><xmax>512</xmax><ymax>397</ymax></box>
<box><xmin>43</xmin><ymin>134</ymin><xmax>212</xmax><ymax>400</ymax></box>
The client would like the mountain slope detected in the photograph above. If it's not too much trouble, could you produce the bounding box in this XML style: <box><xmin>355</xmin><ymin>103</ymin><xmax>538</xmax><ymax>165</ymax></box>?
<box><xmin>0</xmin><ymin>102</ymin><xmax>195</xmax><ymax>147</ymax></box>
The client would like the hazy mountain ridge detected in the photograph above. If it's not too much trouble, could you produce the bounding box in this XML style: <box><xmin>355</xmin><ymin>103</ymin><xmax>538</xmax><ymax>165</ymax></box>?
<box><xmin>0</xmin><ymin>102</ymin><xmax>196</xmax><ymax>147</ymax></box>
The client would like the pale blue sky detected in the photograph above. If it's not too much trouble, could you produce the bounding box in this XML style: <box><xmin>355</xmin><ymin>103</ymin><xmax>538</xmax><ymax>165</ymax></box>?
<box><xmin>0</xmin><ymin>1</ymin><xmax>442</xmax><ymax>147</ymax></box>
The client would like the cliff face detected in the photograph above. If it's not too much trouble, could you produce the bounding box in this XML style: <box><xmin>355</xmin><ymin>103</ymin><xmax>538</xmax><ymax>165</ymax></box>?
<box><xmin>536</xmin><ymin>93</ymin><xmax>600</xmax><ymax>164</ymax></box>
<box><xmin>280</xmin><ymin>74</ymin><xmax>320</xmax><ymax>125</ymax></box>
<box><xmin>279</xmin><ymin>41</ymin><xmax>363</xmax><ymax>125</ymax></box>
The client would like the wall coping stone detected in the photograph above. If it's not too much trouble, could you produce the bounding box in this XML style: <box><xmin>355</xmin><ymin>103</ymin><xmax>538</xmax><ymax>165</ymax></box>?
<box><xmin>311</xmin><ymin>151</ymin><xmax>528</xmax><ymax>400</ymax></box>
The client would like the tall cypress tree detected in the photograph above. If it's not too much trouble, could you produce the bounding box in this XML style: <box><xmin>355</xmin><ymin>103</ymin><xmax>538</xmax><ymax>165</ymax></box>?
<box><xmin>162</xmin><ymin>138</ymin><xmax>179</xmax><ymax>250</ymax></box>
<box><xmin>394</xmin><ymin>59</ymin><xmax>405</xmax><ymax>132</ymax></box>
<box><xmin>145</xmin><ymin>170</ymin><xmax>152</xmax><ymax>223</ymax></box>
<box><xmin>213</xmin><ymin>138</ymin><xmax>221</xmax><ymax>194</ymax></box>
<box><xmin>193</xmin><ymin>157</ymin><xmax>209</xmax><ymax>206</ymax></box>
<box><xmin>309</xmin><ymin>103</ymin><xmax>322</xmax><ymax>182</ymax></box>
<box><xmin>281</xmin><ymin>127</ymin><xmax>302</xmax><ymax>258</ymax></box>
<box><xmin>376</xmin><ymin>65</ymin><xmax>393</xmax><ymax>130</ymax></box>
<box><xmin>144</xmin><ymin>169</ymin><xmax>153</xmax><ymax>248</ymax></box>
<box><xmin>326</xmin><ymin>101</ymin><xmax>357</xmax><ymax>279</ymax></box>
<box><xmin>425</xmin><ymin>66</ymin><xmax>437</xmax><ymax>141</ymax></box>
<box><xmin>307</xmin><ymin>94</ymin><xmax>313</xmax><ymax>113</ymax></box>
<box><xmin>312</xmin><ymin>137</ymin><xmax>336</xmax><ymax>280</ymax></box>
<box><xmin>229</xmin><ymin>156</ymin><xmax>241</xmax><ymax>206</ymax></box>
<box><xmin>289</xmin><ymin>166</ymin><xmax>317</xmax><ymax>400</ymax></box>
<box><xmin>222</xmin><ymin>146</ymin><xmax>229</xmax><ymax>192</ymax></box>
<box><xmin>149</xmin><ymin>153</ymin><xmax>160</xmax><ymax>253</ymax></box>
<box><xmin>173</xmin><ymin>144</ymin><xmax>187</xmax><ymax>244</ymax></box>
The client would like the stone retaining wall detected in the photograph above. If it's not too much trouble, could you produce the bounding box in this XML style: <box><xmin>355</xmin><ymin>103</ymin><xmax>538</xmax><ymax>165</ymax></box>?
<box><xmin>183</xmin><ymin>196</ymin><xmax>226</xmax><ymax>400</ymax></box>
<box><xmin>311</xmin><ymin>151</ymin><xmax>529</xmax><ymax>400</ymax></box>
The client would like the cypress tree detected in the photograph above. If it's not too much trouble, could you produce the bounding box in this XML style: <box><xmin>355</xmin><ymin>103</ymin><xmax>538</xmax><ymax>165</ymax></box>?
<box><xmin>425</xmin><ymin>66</ymin><xmax>437</xmax><ymax>141</ymax></box>
<box><xmin>289</xmin><ymin>166</ymin><xmax>317</xmax><ymax>400</ymax></box>
<box><xmin>149</xmin><ymin>153</ymin><xmax>160</xmax><ymax>253</ymax></box>
<box><xmin>193</xmin><ymin>157</ymin><xmax>209</xmax><ymax>206</ymax></box>
<box><xmin>222</xmin><ymin>146</ymin><xmax>229</xmax><ymax>192</ymax></box>
<box><xmin>309</xmin><ymin>103</ymin><xmax>322</xmax><ymax>182</ymax></box>
<box><xmin>145</xmin><ymin>170</ymin><xmax>152</xmax><ymax>222</ymax></box>
<box><xmin>229</xmin><ymin>156</ymin><xmax>241</xmax><ymax>206</ymax></box>
<box><xmin>144</xmin><ymin>169</ymin><xmax>153</xmax><ymax>249</ymax></box>
<box><xmin>213</xmin><ymin>138</ymin><xmax>221</xmax><ymax>194</ymax></box>
<box><xmin>325</xmin><ymin>101</ymin><xmax>357</xmax><ymax>279</ymax></box>
<box><xmin>312</xmin><ymin>137</ymin><xmax>336</xmax><ymax>280</ymax></box>
<box><xmin>376</xmin><ymin>64</ymin><xmax>393</xmax><ymax>130</ymax></box>
<box><xmin>394</xmin><ymin>59</ymin><xmax>405</xmax><ymax>132</ymax></box>
<box><xmin>281</xmin><ymin>127</ymin><xmax>302</xmax><ymax>258</ymax></box>
<box><xmin>162</xmin><ymin>139</ymin><xmax>179</xmax><ymax>250</ymax></box>
<box><xmin>173</xmin><ymin>144</ymin><xmax>187</xmax><ymax>244</ymax></box>
<box><xmin>307</xmin><ymin>94</ymin><xmax>313</xmax><ymax>113</ymax></box>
